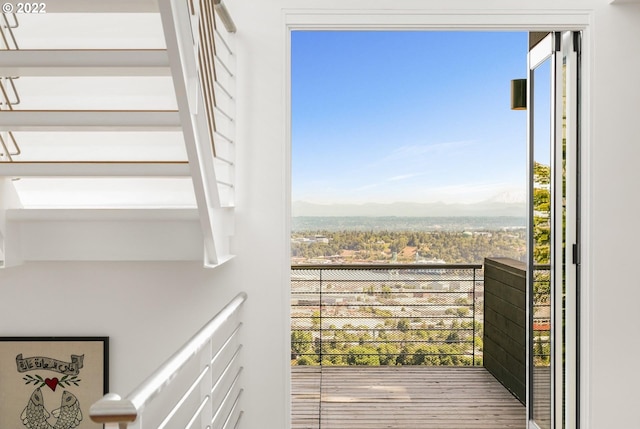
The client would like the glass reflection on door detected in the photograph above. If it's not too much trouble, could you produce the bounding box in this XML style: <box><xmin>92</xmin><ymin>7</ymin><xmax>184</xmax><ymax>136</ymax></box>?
<box><xmin>528</xmin><ymin>31</ymin><xmax>579</xmax><ymax>429</ymax></box>
<box><xmin>529</xmin><ymin>45</ymin><xmax>553</xmax><ymax>429</ymax></box>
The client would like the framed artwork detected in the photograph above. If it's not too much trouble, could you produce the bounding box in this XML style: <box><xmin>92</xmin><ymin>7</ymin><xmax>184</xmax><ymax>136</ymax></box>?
<box><xmin>0</xmin><ymin>337</ymin><xmax>109</xmax><ymax>429</ymax></box>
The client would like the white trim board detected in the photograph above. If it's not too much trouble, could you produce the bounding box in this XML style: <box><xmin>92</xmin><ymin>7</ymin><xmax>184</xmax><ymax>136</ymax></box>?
<box><xmin>284</xmin><ymin>9</ymin><xmax>592</xmax><ymax>30</ymax></box>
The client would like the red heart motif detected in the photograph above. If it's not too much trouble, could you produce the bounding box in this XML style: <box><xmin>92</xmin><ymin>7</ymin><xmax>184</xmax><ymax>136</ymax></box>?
<box><xmin>44</xmin><ymin>378</ymin><xmax>59</xmax><ymax>392</ymax></box>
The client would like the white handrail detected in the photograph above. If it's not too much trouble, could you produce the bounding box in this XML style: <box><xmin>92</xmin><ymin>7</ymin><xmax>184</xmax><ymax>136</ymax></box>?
<box><xmin>90</xmin><ymin>292</ymin><xmax>247</xmax><ymax>427</ymax></box>
<box><xmin>213</xmin><ymin>0</ymin><xmax>236</xmax><ymax>34</ymax></box>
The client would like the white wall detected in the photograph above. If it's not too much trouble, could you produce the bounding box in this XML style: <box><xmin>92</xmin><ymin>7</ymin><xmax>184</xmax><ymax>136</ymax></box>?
<box><xmin>588</xmin><ymin>2</ymin><xmax>640</xmax><ymax>428</ymax></box>
<box><xmin>229</xmin><ymin>0</ymin><xmax>640</xmax><ymax>428</ymax></box>
<box><xmin>0</xmin><ymin>261</ymin><xmax>240</xmax><ymax>394</ymax></box>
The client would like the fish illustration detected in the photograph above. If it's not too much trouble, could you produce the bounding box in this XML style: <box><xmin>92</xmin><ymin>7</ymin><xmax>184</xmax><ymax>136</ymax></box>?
<box><xmin>20</xmin><ymin>388</ymin><xmax>51</xmax><ymax>429</ymax></box>
<box><xmin>51</xmin><ymin>391</ymin><xmax>82</xmax><ymax>429</ymax></box>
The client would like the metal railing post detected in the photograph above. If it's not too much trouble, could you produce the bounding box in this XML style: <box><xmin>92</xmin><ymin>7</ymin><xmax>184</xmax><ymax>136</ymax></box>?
<box><xmin>317</xmin><ymin>267</ymin><xmax>323</xmax><ymax>429</ymax></box>
<box><xmin>472</xmin><ymin>267</ymin><xmax>476</xmax><ymax>366</ymax></box>
<box><xmin>318</xmin><ymin>268</ymin><xmax>323</xmax><ymax>365</ymax></box>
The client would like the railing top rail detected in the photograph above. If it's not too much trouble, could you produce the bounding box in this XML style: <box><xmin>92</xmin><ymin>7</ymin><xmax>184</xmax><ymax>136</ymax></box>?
<box><xmin>90</xmin><ymin>292</ymin><xmax>247</xmax><ymax>424</ymax></box>
<box><xmin>213</xmin><ymin>0</ymin><xmax>236</xmax><ymax>34</ymax></box>
<box><xmin>533</xmin><ymin>264</ymin><xmax>551</xmax><ymax>270</ymax></box>
<box><xmin>1</xmin><ymin>13</ymin><xmax>19</xmax><ymax>50</ymax></box>
<box><xmin>291</xmin><ymin>263</ymin><xmax>483</xmax><ymax>270</ymax></box>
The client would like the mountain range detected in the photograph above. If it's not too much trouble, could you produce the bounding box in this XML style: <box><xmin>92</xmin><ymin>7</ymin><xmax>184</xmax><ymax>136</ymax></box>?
<box><xmin>292</xmin><ymin>199</ymin><xmax>526</xmax><ymax>218</ymax></box>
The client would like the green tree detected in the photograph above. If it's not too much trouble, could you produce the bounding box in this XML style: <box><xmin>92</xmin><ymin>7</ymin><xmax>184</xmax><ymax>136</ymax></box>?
<box><xmin>311</xmin><ymin>310</ymin><xmax>320</xmax><ymax>328</ymax></box>
<box><xmin>412</xmin><ymin>346</ymin><xmax>440</xmax><ymax>365</ymax></box>
<box><xmin>377</xmin><ymin>343</ymin><xmax>400</xmax><ymax>365</ymax></box>
<box><xmin>347</xmin><ymin>346</ymin><xmax>380</xmax><ymax>365</ymax></box>
<box><xmin>291</xmin><ymin>331</ymin><xmax>313</xmax><ymax>357</ymax></box>
<box><xmin>296</xmin><ymin>355</ymin><xmax>317</xmax><ymax>365</ymax></box>
<box><xmin>533</xmin><ymin>161</ymin><xmax>552</xmax><ymax>301</ymax></box>
<box><xmin>397</xmin><ymin>319</ymin><xmax>410</xmax><ymax>332</ymax></box>
<box><xmin>456</xmin><ymin>307</ymin><xmax>470</xmax><ymax>317</ymax></box>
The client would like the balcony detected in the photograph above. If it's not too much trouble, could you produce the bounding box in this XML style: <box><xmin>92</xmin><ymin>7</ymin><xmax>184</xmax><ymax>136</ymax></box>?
<box><xmin>291</xmin><ymin>259</ymin><xmax>539</xmax><ymax>428</ymax></box>
<box><xmin>291</xmin><ymin>366</ymin><xmax>524</xmax><ymax>429</ymax></box>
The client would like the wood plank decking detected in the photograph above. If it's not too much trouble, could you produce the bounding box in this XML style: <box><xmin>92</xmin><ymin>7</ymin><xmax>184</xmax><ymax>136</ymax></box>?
<box><xmin>292</xmin><ymin>366</ymin><xmax>525</xmax><ymax>429</ymax></box>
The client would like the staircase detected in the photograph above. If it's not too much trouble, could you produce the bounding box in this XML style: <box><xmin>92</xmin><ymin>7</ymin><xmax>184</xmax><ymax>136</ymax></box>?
<box><xmin>0</xmin><ymin>0</ymin><xmax>236</xmax><ymax>267</ymax></box>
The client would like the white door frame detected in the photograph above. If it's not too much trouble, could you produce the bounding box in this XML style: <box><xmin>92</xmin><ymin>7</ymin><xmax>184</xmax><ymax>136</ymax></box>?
<box><xmin>283</xmin><ymin>8</ymin><xmax>592</xmax><ymax>429</ymax></box>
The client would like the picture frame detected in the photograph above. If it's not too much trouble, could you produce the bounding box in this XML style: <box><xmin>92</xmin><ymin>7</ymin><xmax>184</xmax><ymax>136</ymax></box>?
<box><xmin>0</xmin><ymin>337</ymin><xmax>109</xmax><ymax>429</ymax></box>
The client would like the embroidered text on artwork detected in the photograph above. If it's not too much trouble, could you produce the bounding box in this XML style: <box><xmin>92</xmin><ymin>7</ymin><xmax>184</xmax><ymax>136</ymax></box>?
<box><xmin>15</xmin><ymin>354</ymin><xmax>84</xmax><ymax>376</ymax></box>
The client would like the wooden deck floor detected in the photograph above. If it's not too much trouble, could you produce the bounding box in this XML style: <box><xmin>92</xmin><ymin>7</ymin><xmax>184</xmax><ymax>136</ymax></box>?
<box><xmin>292</xmin><ymin>366</ymin><xmax>525</xmax><ymax>429</ymax></box>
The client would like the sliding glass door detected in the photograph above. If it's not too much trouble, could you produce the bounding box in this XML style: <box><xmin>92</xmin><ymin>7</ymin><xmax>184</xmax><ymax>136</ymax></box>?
<box><xmin>527</xmin><ymin>31</ymin><xmax>579</xmax><ymax>429</ymax></box>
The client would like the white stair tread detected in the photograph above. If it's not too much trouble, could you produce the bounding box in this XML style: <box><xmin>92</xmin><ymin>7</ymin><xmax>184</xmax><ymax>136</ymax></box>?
<box><xmin>12</xmin><ymin>131</ymin><xmax>187</xmax><ymax>162</ymax></box>
<box><xmin>0</xmin><ymin>161</ymin><xmax>190</xmax><ymax>177</ymax></box>
<box><xmin>10</xmin><ymin>177</ymin><xmax>197</xmax><ymax>207</ymax></box>
<box><xmin>44</xmin><ymin>0</ymin><xmax>160</xmax><ymax>13</ymax></box>
<box><xmin>0</xmin><ymin>50</ymin><xmax>170</xmax><ymax>76</ymax></box>
<box><xmin>6</xmin><ymin>207</ymin><xmax>199</xmax><ymax>221</ymax></box>
<box><xmin>0</xmin><ymin>110</ymin><xmax>181</xmax><ymax>131</ymax></box>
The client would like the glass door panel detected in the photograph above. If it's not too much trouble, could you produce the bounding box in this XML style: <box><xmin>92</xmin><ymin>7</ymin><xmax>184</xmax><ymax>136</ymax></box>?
<box><xmin>527</xmin><ymin>31</ymin><xmax>579</xmax><ymax>429</ymax></box>
<box><xmin>529</xmin><ymin>39</ymin><xmax>553</xmax><ymax>429</ymax></box>
<box><xmin>560</xmin><ymin>31</ymin><xmax>579</xmax><ymax>429</ymax></box>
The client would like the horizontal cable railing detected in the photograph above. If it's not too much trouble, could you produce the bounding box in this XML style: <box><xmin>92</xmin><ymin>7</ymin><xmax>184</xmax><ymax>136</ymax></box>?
<box><xmin>0</xmin><ymin>13</ymin><xmax>18</xmax><ymax>50</ymax></box>
<box><xmin>0</xmin><ymin>12</ymin><xmax>21</xmax><ymax>162</ymax></box>
<box><xmin>291</xmin><ymin>264</ymin><xmax>483</xmax><ymax>366</ymax></box>
<box><xmin>0</xmin><ymin>1</ymin><xmax>236</xmax><ymax>181</ymax></box>
<box><xmin>193</xmin><ymin>0</ymin><xmax>236</xmax><ymax>205</ymax></box>
<box><xmin>90</xmin><ymin>292</ymin><xmax>247</xmax><ymax>429</ymax></box>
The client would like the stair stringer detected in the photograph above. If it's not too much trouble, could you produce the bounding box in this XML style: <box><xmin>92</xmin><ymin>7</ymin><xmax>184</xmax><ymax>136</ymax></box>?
<box><xmin>3</xmin><ymin>208</ymin><xmax>206</xmax><ymax>262</ymax></box>
<box><xmin>0</xmin><ymin>178</ymin><xmax>23</xmax><ymax>267</ymax></box>
<box><xmin>159</xmin><ymin>0</ymin><xmax>235</xmax><ymax>268</ymax></box>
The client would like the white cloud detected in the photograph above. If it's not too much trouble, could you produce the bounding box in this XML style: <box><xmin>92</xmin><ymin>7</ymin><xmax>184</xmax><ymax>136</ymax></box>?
<box><xmin>387</xmin><ymin>173</ymin><xmax>424</xmax><ymax>182</ymax></box>
<box><xmin>385</xmin><ymin>140</ymin><xmax>475</xmax><ymax>161</ymax></box>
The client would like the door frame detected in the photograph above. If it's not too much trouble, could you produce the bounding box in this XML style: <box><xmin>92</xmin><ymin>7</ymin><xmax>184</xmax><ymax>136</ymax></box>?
<box><xmin>527</xmin><ymin>31</ymin><xmax>580</xmax><ymax>429</ymax></box>
<box><xmin>283</xmin><ymin>8</ymin><xmax>592</xmax><ymax>429</ymax></box>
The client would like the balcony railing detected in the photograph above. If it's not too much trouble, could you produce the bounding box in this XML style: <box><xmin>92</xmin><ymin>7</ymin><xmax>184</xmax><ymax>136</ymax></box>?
<box><xmin>482</xmin><ymin>258</ymin><xmax>550</xmax><ymax>404</ymax></box>
<box><xmin>291</xmin><ymin>264</ymin><xmax>484</xmax><ymax>367</ymax></box>
<box><xmin>533</xmin><ymin>265</ymin><xmax>551</xmax><ymax>365</ymax></box>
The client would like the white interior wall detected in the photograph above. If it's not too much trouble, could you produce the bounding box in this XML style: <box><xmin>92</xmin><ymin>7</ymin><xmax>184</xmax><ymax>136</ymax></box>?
<box><xmin>587</xmin><ymin>2</ymin><xmax>640</xmax><ymax>428</ymax></box>
<box><xmin>0</xmin><ymin>261</ymin><xmax>239</xmax><ymax>394</ymax></box>
<box><xmin>230</xmin><ymin>0</ymin><xmax>640</xmax><ymax>428</ymax></box>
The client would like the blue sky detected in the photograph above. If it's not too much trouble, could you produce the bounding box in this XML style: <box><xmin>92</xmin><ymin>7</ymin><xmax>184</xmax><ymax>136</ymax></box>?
<box><xmin>292</xmin><ymin>31</ymin><xmax>529</xmax><ymax>205</ymax></box>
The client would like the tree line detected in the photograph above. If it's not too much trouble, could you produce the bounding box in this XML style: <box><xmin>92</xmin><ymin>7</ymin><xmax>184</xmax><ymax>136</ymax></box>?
<box><xmin>291</xmin><ymin>318</ymin><xmax>483</xmax><ymax>366</ymax></box>
<box><xmin>291</xmin><ymin>229</ymin><xmax>526</xmax><ymax>264</ymax></box>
